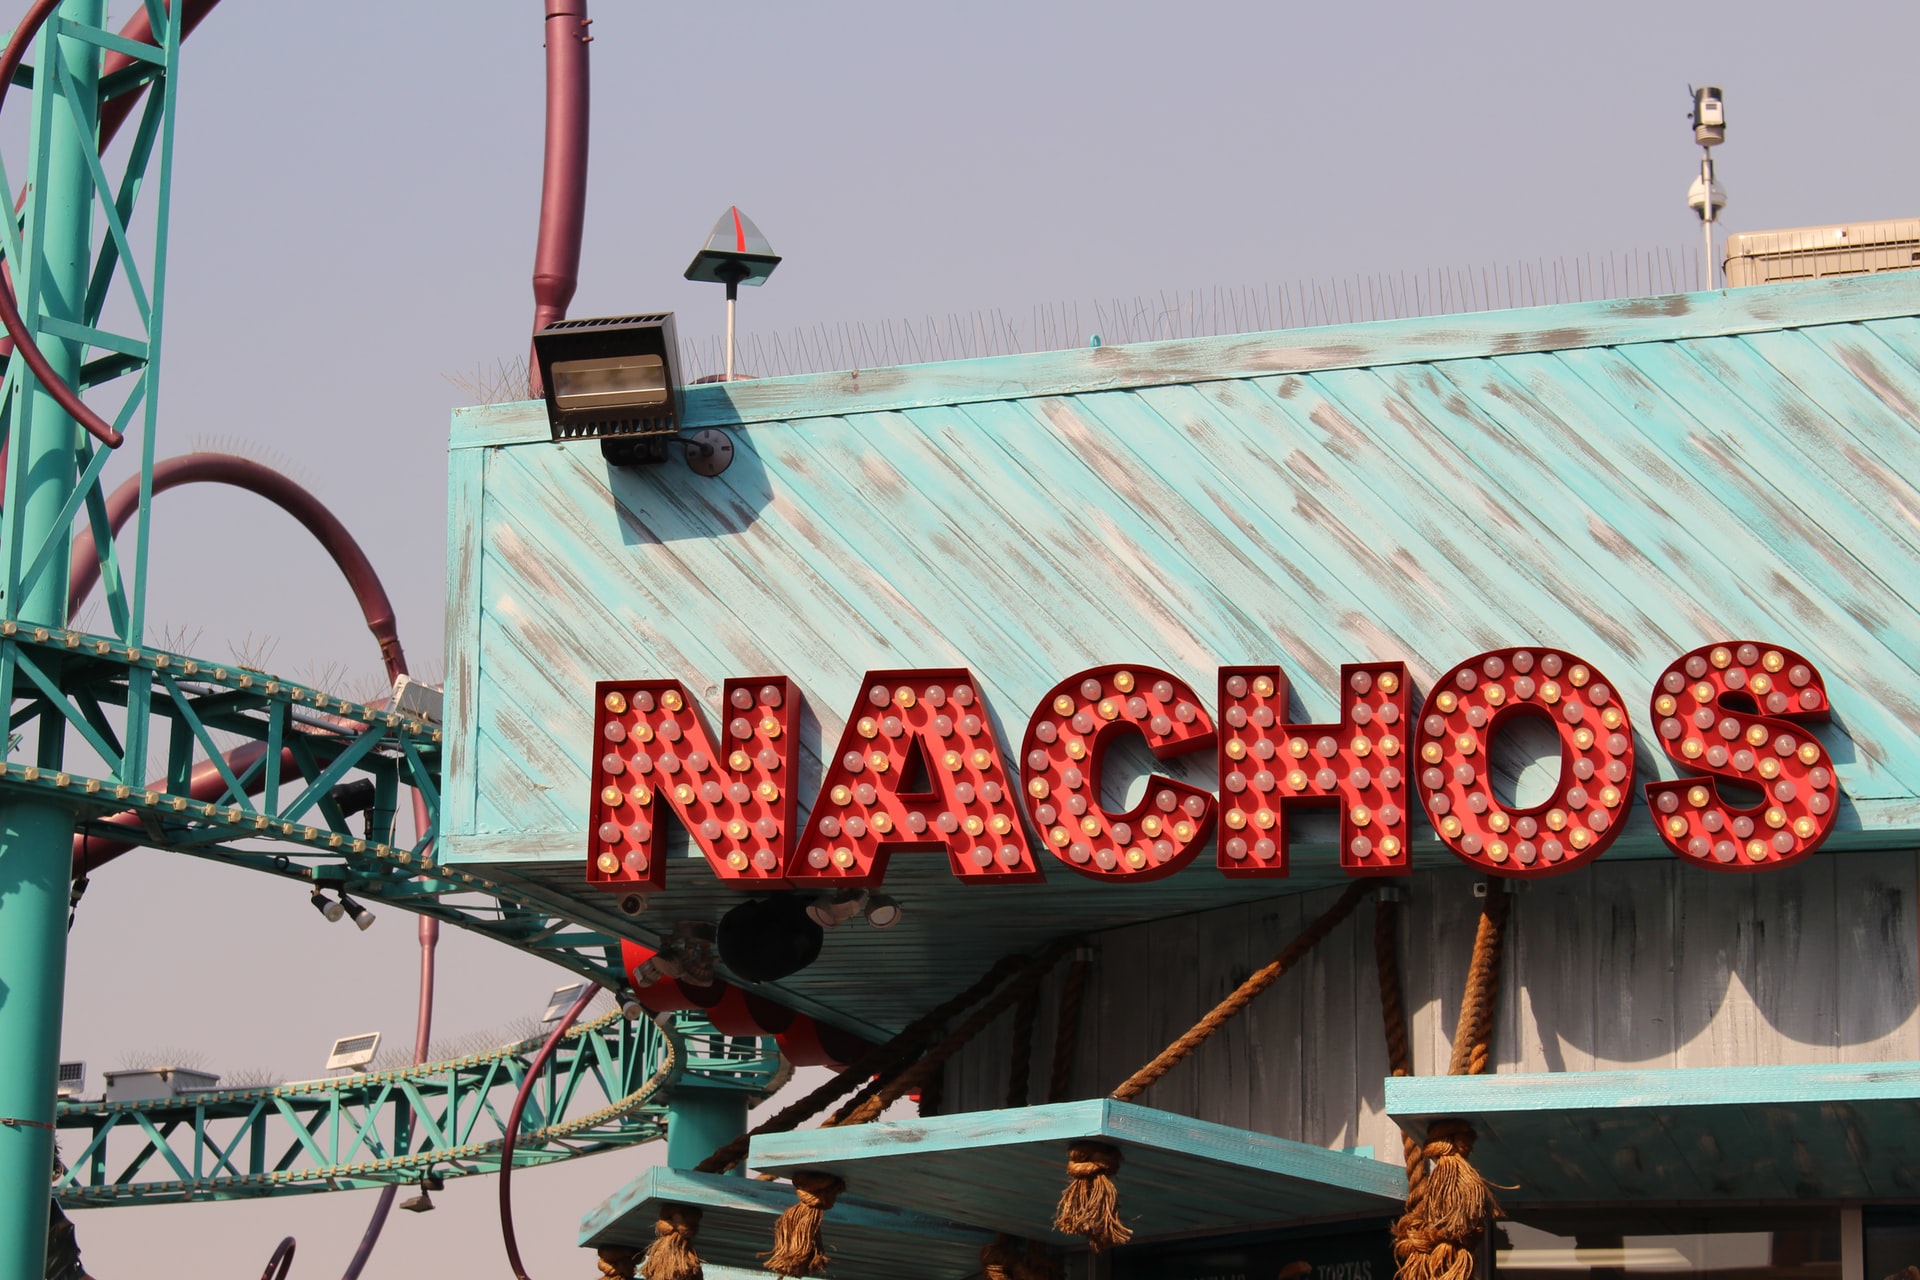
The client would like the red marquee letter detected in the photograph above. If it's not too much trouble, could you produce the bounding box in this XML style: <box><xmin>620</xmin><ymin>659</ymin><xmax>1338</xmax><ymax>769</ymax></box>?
<box><xmin>1217</xmin><ymin>662</ymin><xmax>1413</xmax><ymax>878</ymax></box>
<box><xmin>787</xmin><ymin>669</ymin><xmax>1041</xmax><ymax>886</ymax></box>
<box><xmin>1417</xmin><ymin>648</ymin><xmax>1634</xmax><ymax>876</ymax></box>
<box><xmin>1022</xmin><ymin>666</ymin><xmax>1216</xmax><ymax>881</ymax></box>
<box><xmin>1645</xmin><ymin>641</ymin><xmax>1835</xmax><ymax>870</ymax></box>
<box><xmin>588</xmin><ymin>676</ymin><xmax>800</xmax><ymax>891</ymax></box>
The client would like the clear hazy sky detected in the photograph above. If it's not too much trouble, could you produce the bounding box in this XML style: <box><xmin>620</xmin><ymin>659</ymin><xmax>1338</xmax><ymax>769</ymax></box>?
<box><xmin>53</xmin><ymin>0</ymin><xmax>1920</xmax><ymax>1274</ymax></box>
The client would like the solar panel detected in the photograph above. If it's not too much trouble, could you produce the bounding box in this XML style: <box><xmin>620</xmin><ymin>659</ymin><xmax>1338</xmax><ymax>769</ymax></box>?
<box><xmin>325</xmin><ymin>1032</ymin><xmax>381</xmax><ymax>1071</ymax></box>
<box><xmin>542</xmin><ymin>983</ymin><xmax>587</xmax><ymax>1023</ymax></box>
<box><xmin>56</xmin><ymin>1061</ymin><xmax>85</xmax><ymax>1097</ymax></box>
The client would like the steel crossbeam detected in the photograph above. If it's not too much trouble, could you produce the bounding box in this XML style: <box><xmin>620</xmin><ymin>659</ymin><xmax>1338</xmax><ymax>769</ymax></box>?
<box><xmin>54</xmin><ymin>1012</ymin><xmax>781</xmax><ymax>1207</ymax></box>
<box><xmin>0</xmin><ymin>625</ymin><xmax>640</xmax><ymax>986</ymax></box>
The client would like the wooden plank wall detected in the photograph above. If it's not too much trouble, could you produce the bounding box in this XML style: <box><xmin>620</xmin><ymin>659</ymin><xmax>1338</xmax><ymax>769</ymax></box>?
<box><xmin>940</xmin><ymin>852</ymin><xmax>1920</xmax><ymax>1166</ymax></box>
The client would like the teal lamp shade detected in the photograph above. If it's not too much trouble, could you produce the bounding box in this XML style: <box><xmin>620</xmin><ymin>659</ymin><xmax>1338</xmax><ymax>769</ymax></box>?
<box><xmin>685</xmin><ymin>206</ymin><xmax>782</xmax><ymax>286</ymax></box>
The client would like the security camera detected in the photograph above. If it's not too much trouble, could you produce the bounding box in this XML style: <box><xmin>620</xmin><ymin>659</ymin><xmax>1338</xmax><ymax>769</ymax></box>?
<box><xmin>618</xmin><ymin>892</ymin><xmax>649</xmax><ymax>918</ymax></box>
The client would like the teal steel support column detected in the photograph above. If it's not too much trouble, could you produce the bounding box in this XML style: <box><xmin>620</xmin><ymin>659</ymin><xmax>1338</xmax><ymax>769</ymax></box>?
<box><xmin>664</xmin><ymin>1085</ymin><xmax>749</xmax><ymax>1175</ymax></box>
<box><xmin>0</xmin><ymin>4</ymin><xmax>102</xmax><ymax>1277</ymax></box>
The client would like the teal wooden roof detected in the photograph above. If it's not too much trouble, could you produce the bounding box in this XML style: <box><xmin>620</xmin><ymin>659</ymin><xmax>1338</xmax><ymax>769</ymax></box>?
<box><xmin>1385</xmin><ymin>1061</ymin><xmax>1920</xmax><ymax>1202</ymax></box>
<box><xmin>747</xmin><ymin>1099</ymin><xmax>1407</xmax><ymax>1242</ymax></box>
<box><xmin>445</xmin><ymin>272</ymin><xmax>1920</xmax><ymax>1036</ymax></box>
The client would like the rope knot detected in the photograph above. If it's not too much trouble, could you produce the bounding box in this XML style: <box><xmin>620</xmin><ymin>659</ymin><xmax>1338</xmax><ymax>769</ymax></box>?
<box><xmin>1421</xmin><ymin>1119</ymin><xmax>1477</xmax><ymax>1161</ymax></box>
<box><xmin>762</xmin><ymin>1172</ymin><xmax>845</xmax><ymax>1277</ymax></box>
<box><xmin>1053</xmin><ymin>1141</ymin><xmax>1130</xmax><ymax>1251</ymax></box>
<box><xmin>1064</xmin><ymin>1141</ymin><xmax>1122</xmax><ymax>1178</ymax></box>
<box><xmin>791</xmin><ymin>1172</ymin><xmax>845</xmax><ymax>1212</ymax></box>
<box><xmin>598</xmin><ymin>1245</ymin><xmax>640</xmax><ymax>1279</ymax></box>
<box><xmin>643</xmin><ymin>1204</ymin><xmax>704</xmax><ymax>1280</ymax></box>
<box><xmin>982</xmin><ymin>1232</ymin><xmax>1024</xmax><ymax>1280</ymax></box>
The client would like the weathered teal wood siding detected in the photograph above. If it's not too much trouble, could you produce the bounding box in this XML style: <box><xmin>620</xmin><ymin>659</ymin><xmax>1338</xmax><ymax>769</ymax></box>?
<box><xmin>444</xmin><ymin>272</ymin><xmax>1920</xmax><ymax>1036</ymax></box>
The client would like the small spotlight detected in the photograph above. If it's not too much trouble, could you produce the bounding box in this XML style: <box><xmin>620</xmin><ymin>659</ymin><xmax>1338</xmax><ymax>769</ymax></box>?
<box><xmin>620</xmin><ymin>998</ymin><xmax>645</xmax><ymax>1022</ymax></box>
<box><xmin>806</xmin><ymin>889</ymin><xmax>867</xmax><ymax>930</ymax></box>
<box><xmin>863</xmin><ymin>894</ymin><xmax>903</xmax><ymax>929</ymax></box>
<box><xmin>398</xmin><ymin>1179</ymin><xmax>435</xmax><ymax>1213</ymax></box>
<box><xmin>309</xmin><ymin>889</ymin><xmax>344</xmax><ymax>923</ymax></box>
<box><xmin>339</xmin><ymin>895</ymin><xmax>375</xmax><ymax>931</ymax></box>
<box><xmin>327</xmin><ymin>778</ymin><xmax>377</xmax><ymax>818</ymax></box>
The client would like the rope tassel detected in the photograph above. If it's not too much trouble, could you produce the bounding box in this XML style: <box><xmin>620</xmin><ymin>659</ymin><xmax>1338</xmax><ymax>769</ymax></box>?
<box><xmin>982</xmin><ymin>1233</ymin><xmax>1025</xmax><ymax>1280</ymax></box>
<box><xmin>1393</xmin><ymin>1120</ymin><xmax>1499</xmax><ymax>1280</ymax></box>
<box><xmin>598</xmin><ymin>1246</ymin><xmax>640</xmax><ymax>1279</ymax></box>
<box><xmin>1052</xmin><ymin>1141</ymin><xmax>1131</xmax><ymax>1251</ymax></box>
<box><xmin>642</xmin><ymin>1205</ymin><xmax>704</xmax><ymax>1280</ymax></box>
<box><xmin>762</xmin><ymin>1171</ymin><xmax>844</xmax><ymax>1277</ymax></box>
<box><xmin>983</xmin><ymin>1233</ymin><xmax>1064</xmax><ymax>1280</ymax></box>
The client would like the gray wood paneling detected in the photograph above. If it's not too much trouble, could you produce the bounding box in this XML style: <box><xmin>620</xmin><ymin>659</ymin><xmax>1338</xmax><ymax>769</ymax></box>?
<box><xmin>940</xmin><ymin>852</ymin><xmax>1920</xmax><ymax>1174</ymax></box>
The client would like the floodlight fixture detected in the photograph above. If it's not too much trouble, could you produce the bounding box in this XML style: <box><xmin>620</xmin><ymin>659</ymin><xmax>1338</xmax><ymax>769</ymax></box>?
<box><xmin>399</xmin><ymin>1182</ymin><xmax>435</xmax><ymax>1213</ymax></box>
<box><xmin>685</xmin><ymin>206</ymin><xmax>781</xmax><ymax>382</ymax></box>
<box><xmin>863</xmin><ymin>894</ymin><xmax>903</xmax><ymax>929</ymax></box>
<box><xmin>324</xmin><ymin>1032</ymin><xmax>382</xmax><ymax>1073</ymax></box>
<box><xmin>806</xmin><ymin>889</ymin><xmax>867</xmax><ymax>930</ymax></box>
<box><xmin>309</xmin><ymin>888</ymin><xmax>345</xmax><ymax>923</ymax></box>
<box><xmin>542</xmin><ymin>982</ymin><xmax>588</xmax><ymax>1024</ymax></box>
<box><xmin>339</xmin><ymin>895</ymin><xmax>376</xmax><ymax>931</ymax></box>
<box><xmin>533</xmin><ymin>313</ymin><xmax>684</xmax><ymax>467</ymax></box>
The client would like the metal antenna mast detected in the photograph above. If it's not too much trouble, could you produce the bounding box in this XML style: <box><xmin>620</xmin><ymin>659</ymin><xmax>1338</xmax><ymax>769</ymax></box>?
<box><xmin>1687</xmin><ymin>86</ymin><xmax>1727</xmax><ymax>291</ymax></box>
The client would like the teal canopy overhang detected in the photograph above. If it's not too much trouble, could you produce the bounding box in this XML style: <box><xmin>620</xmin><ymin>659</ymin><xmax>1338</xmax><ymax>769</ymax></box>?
<box><xmin>1385</xmin><ymin>1061</ymin><xmax>1920</xmax><ymax>1203</ymax></box>
<box><xmin>747</xmin><ymin>1098</ymin><xmax>1408</xmax><ymax>1243</ymax></box>
<box><xmin>578</xmin><ymin>1166</ymin><xmax>994</xmax><ymax>1280</ymax></box>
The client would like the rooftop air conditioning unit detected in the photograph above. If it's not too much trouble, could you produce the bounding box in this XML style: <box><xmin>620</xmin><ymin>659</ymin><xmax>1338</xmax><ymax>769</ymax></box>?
<box><xmin>1724</xmin><ymin>217</ymin><xmax>1920</xmax><ymax>288</ymax></box>
<box><xmin>102</xmin><ymin>1066</ymin><xmax>221</xmax><ymax>1103</ymax></box>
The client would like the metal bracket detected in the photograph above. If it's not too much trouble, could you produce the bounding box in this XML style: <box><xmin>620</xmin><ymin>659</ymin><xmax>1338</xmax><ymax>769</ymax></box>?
<box><xmin>684</xmin><ymin>428</ymin><xmax>734</xmax><ymax>478</ymax></box>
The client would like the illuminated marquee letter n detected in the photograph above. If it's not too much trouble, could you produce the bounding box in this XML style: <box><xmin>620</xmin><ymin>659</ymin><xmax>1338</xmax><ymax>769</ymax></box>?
<box><xmin>1216</xmin><ymin>662</ymin><xmax>1412</xmax><ymax>878</ymax></box>
<box><xmin>587</xmin><ymin>677</ymin><xmax>801</xmax><ymax>892</ymax></box>
<box><xmin>1022</xmin><ymin>666</ymin><xmax>1217</xmax><ymax>881</ymax></box>
<box><xmin>786</xmin><ymin>669</ymin><xmax>1042</xmax><ymax>886</ymax></box>
<box><xmin>1644</xmin><ymin>641</ymin><xmax>1836</xmax><ymax>870</ymax></box>
<box><xmin>1416</xmin><ymin>648</ymin><xmax>1634</xmax><ymax>876</ymax></box>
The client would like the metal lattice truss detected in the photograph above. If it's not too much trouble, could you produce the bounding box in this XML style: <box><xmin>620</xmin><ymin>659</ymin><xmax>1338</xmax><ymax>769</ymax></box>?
<box><xmin>1</xmin><ymin>0</ymin><xmax>179</xmax><ymax>647</ymax></box>
<box><xmin>3</xmin><ymin>626</ymin><xmax>628</xmax><ymax>986</ymax></box>
<box><xmin>55</xmin><ymin>1012</ymin><xmax>783</xmax><ymax>1207</ymax></box>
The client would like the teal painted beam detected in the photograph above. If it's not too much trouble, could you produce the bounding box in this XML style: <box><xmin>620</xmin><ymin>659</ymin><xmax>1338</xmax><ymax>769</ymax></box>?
<box><xmin>747</xmin><ymin>1099</ymin><xmax>1406</xmax><ymax>1243</ymax></box>
<box><xmin>1385</xmin><ymin>1062</ymin><xmax>1920</xmax><ymax>1202</ymax></box>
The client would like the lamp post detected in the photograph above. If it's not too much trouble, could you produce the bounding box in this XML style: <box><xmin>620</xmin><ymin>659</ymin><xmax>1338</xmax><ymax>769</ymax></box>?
<box><xmin>685</xmin><ymin>207</ymin><xmax>781</xmax><ymax>381</ymax></box>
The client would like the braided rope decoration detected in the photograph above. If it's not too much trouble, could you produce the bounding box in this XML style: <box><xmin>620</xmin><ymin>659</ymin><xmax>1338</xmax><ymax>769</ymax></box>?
<box><xmin>1390</xmin><ymin>881</ymin><xmax>1513</xmax><ymax>1280</ymax></box>
<box><xmin>1055</xmin><ymin>881</ymin><xmax>1379</xmax><ymax>1251</ymax></box>
<box><xmin>760</xmin><ymin>940</ymin><xmax>1079</xmax><ymax>1277</ymax></box>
